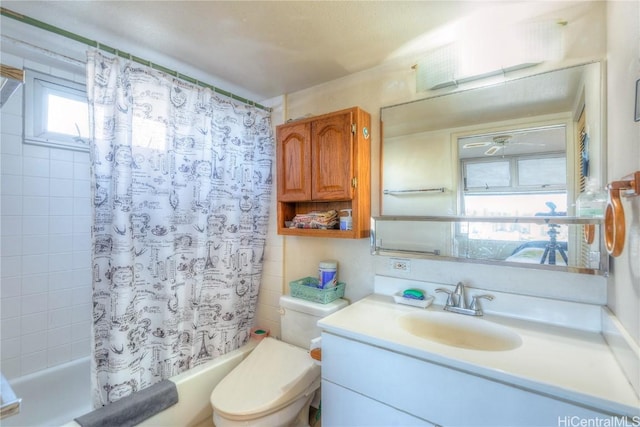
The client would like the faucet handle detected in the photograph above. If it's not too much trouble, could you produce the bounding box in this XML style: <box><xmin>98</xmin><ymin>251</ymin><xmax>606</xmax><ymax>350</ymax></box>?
<box><xmin>435</xmin><ymin>288</ymin><xmax>454</xmax><ymax>307</ymax></box>
<box><xmin>469</xmin><ymin>294</ymin><xmax>494</xmax><ymax>314</ymax></box>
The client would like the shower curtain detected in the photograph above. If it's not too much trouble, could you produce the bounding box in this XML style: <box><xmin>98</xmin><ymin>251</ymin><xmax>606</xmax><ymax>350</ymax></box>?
<box><xmin>86</xmin><ymin>50</ymin><xmax>273</xmax><ymax>407</ymax></box>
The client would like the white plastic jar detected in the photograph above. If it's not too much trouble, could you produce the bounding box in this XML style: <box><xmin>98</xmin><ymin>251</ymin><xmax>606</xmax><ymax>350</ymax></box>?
<box><xmin>318</xmin><ymin>260</ymin><xmax>338</xmax><ymax>289</ymax></box>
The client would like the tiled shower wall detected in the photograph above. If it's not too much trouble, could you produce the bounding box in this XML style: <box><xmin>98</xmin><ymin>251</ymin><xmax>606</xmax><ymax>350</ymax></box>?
<box><xmin>0</xmin><ymin>53</ymin><xmax>92</xmax><ymax>379</ymax></box>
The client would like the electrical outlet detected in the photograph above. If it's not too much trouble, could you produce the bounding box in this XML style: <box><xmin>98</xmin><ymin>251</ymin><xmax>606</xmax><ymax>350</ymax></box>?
<box><xmin>390</xmin><ymin>258</ymin><xmax>410</xmax><ymax>272</ymax></box>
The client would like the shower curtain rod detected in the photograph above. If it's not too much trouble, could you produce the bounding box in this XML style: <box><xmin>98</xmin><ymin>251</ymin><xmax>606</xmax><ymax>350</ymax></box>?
<box><xmin>0</xmin><ymin>7</ymin><xmax>271</xmax><ymax>112</ymax></box>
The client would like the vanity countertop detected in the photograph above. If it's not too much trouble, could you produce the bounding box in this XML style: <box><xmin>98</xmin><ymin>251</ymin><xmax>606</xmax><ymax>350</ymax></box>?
<box><xmin>318</xmin><ymin>294</ymin><xmax>640</xmax><ymax>417</ymax></box>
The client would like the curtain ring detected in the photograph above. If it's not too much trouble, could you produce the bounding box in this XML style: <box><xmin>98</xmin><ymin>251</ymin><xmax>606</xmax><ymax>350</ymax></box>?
<box><xmin>604</xmin><ymin>187</ymin><xmax>625</xmax><ymax>256</ymax></box>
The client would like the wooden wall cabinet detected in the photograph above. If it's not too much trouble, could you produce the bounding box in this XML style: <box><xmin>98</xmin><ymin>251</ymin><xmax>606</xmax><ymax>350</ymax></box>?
<box><xmin>276</xmin><ymin>107</ymin><xmax>371</xmax><ymax>238</ymax></box>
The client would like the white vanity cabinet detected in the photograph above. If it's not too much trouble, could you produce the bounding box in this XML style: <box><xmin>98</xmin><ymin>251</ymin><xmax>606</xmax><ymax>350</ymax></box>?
<box><xmin>321</xmin><ymin>333</ymin><xmax>614</xmax><ymax>427</ymax></box>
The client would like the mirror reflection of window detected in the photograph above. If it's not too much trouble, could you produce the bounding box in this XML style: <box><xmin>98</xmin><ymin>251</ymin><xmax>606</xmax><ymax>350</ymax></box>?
<box><xmin>459</xmin><ymin>124</ymin><xmax>567</xmax><ymax>218</ymax></box>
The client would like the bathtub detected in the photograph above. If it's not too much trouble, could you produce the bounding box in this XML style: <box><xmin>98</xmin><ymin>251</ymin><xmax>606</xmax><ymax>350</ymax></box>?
<box><xmin>2</xmin><ymin>357</ymin><xmax>92</xmax><ymax>427</ymax></box>
<box><xmin>60</xmin><ymin>339</ymin><xmax>258</xmax><ymax>427</ymax></box>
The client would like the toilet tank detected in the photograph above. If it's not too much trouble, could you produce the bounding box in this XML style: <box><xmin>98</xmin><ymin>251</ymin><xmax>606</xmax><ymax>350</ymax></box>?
<box><xmin>279</xmin><ymin>295</ymin><xmax>348</xmax><ymax>348</ymax></box>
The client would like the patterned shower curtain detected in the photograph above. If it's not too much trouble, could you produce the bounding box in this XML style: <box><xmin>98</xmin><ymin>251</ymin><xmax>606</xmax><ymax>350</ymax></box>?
<box><xmin>86</xmin><ymin>50</ymin><xmax>273</xmax><ymax>407</ymax></box>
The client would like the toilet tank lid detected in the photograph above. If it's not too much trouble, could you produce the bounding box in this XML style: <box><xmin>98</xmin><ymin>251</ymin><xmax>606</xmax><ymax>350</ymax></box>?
<box><xmin>279</xmin><ymin>295</ymin><xmax>348</xmax><ymax>317</ymax></box>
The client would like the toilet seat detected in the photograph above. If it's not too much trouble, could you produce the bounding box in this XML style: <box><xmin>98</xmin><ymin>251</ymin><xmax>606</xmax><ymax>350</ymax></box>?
<box><xmin>210</xmin><ymin>337</ymin><xmax>320</xmax><ymax>421</ymax></box>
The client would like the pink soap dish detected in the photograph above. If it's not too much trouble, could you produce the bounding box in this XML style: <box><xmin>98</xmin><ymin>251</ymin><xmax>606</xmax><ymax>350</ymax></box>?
<box><xmin>250</xmin><ymin>327</ymin><xmax>270</xmax><ymax>340</ymax></box>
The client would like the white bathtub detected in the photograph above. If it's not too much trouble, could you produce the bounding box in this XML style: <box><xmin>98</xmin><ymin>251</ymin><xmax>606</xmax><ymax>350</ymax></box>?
<box><xmin>62</xmin><ymin>339</ymin><xmax>257</xmax><ymax>427</ymax></box>
<box><xmin>3</xmin><ymin>357</ymin><xmax>92</xmax><ymax>427</ymax></box>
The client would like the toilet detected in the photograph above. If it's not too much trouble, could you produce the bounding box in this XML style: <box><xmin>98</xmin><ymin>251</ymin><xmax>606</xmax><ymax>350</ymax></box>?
<box><xmin>210</xmin><ymin>295</ymin><xmax>348</xmax><ymax>427</ymax></box>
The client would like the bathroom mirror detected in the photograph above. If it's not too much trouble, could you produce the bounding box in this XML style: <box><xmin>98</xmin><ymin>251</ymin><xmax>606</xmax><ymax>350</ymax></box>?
<box><xmin>379</xmin><ymin>62</ymin><xmax>606</xmax><ymax>274</ymax></box>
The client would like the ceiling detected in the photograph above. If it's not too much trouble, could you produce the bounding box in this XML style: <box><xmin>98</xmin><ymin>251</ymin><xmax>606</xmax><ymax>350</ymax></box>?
<box><xmin>1</xmin><ymin>1</ymin><xmax>586</xmax><ymax>102</ymax></box>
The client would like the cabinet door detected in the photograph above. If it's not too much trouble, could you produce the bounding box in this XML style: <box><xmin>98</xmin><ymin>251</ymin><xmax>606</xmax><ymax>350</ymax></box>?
<box><xmin>311</xmin><ymin>112</ymin><xmax>354</xmax><ymax>201</ymax></box>
<box><xmin>277</xmin><ymin>121</ymin><xmax>312</xmax><ymax>201</ymax></box>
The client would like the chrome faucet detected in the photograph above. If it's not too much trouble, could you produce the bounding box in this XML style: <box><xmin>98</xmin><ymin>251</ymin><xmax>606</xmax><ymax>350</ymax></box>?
<box><xmin>435</xmin><ymin>282</ymin><xmax>493</xmax><ymax>316</ymax></box>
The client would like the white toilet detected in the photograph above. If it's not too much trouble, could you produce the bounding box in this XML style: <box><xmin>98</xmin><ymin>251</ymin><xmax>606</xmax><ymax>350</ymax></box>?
<box><xmin>210</xmin><ymin>295</ymin><xmax>348</xmax><ymax>427</ymax></box>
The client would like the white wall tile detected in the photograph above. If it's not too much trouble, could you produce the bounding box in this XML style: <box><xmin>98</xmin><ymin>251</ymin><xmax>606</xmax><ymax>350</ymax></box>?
<box><xmin>72</xmin><ymin>251</ymin><xmax>90</xmax><ymax>270</ymax></box>
<box><xmin>71</xmin><ymin>321</ymin><xmax>91</xmax><ymax>341</ymax></box>
<box><xmin>22</xmin><ymin>254</ymin><xmax>49</xmax><ymax>275</ymax></box>
<box><xmin>1</xmin><ymin>357</ymin><xmax>21</xmax><ymax>379</ymax></box>
<box><xmin>1</xmin><ymin>112</ymin><xmax>23</xmax><ymax>136</ymax></box>
<box><xmin>71</xmin><ymin>339</ymin><xmax>90</xmax><ymax>359</ymax></box>
<box><xmin>2</xmin><ymin>174</ymin><xmax>22</xmax><ymax>195</ymax></box>
<box><xmin>20</xmin><ymin>350</ymin><xmax>47</xmax><ymax>375</ymax></box>
<box><xmin>47</xmin><ymin>344</ymin><xmax>71</xmax><ymax>366</ymax></box>
<box><xmin>50</xmin><ymin>216</ymin><xmax>73</xmax><ymax>234</ymax></box>
<box><xmin>72</xmin><ymin>268</ymin><xmax>90</xmax><ymax>287</ymax></box>
<box><xmin>49</xmin><ymin>270</ymin><xmax>74</xmax><ymax>291</ymax></box>
<box><xmin>23</xmin><ymin>196</ymin><xmax>49</xmax><ymax>215</ymax></box>
<box><xmin>1</xmin><ymin>235</ymin><xmax>22</xmax><ymax>257</ymax></box>
<box><xmin>21</xmin><ymin>274</ymin><xmax>48</xmax><ymax>295</ymax></box>
<box><xmin>49</xmin><ymin>234</ymin><xmax>73</xmax><ymax>253</ymax></box>
<box><xmin>1</xmin><ymin>276</ymin><xmax>21</xmax><ymax>298</ymax></box>
<box><xmin>1</xmin><ymin>154</ymin><xmax>22</xmax><ymax>175</ymax></box>
<box><xmin>73</xmin><ymin>162</ymin><xmax>90</xmax><ymax>180</ymax></box>
<box><xmin>49</xmin><ymin>252</ymin><xmax>73</xmax><ymax>272</ymax></box>
<box><xmin>1</xmin><ymin>316</ymin><xmax>21</xmax><ymax>340</ymax></box>
<box><xmin>1</xmin><ymin>195</ymin><xmax>22</xmax><ymax>216</ymax></box>
<box><xmin>50</xmin><ymin>197</ymin><xmax>73</xmax><ymax>215</ymax></box>
<box><xmin>0</xmin><ymin>133</ymin><xmax>22</xmax><ymax>156</ymax></box>
<box><xmin>21</xmin><ymin>330</ymin><xmax>48</xmax><ymax>354</ymax></box>
<box><xmin>23</xmin><ymin>144</ymin><xmax>50</xmax><ymax>159</ymax></box>
<box><xmin>73</xmin><ymin>233</ymin><xmax>90</xmax><ymax>251</ymax></box>
<box><xmin>50</xmin><ymin>178</ymin><xmax>74</xmax><ymax>197</ymax></box>
<box><xmin>21</xmin><ymin>292</ymin><xmax>48</xmax><ymax>315</ymax></box>
<box><xmin>1</xmin><ymin>256</ymin><xmax>22</xmax><ymax>278</ymax></box>
<box><xmin>49</xmin><ymin>307</ymin><xmax>72</xmax><ymax>328</ymax></box>
<box><xmin>23</xmin><ymin>176</ymin><xmax>50</xmax><ymax>196</ymax></box>
<box><xmin>22</xmin><ymin>234</ymin><xmax>49</xmax><ymax>255</ymax></box>
<box><xmin>50</xmin><ymin>160</ymin><xmax>74</xmax><ymax>179</ymax></box>
<box><xmin>23</xmin><ymin>156</ymin><xmax>50</xmax><ymax>177</ymax></box>
<box><xmin>0</xmin><ymin>296</ymin><xmax>21</xmax><ymax>318</ymax></box>
<box><xmin>0</xmin><ymin>58</ymin><xmax>93</xmax><ymax>377</ymax></box>
<box><xmin>47</xmin><ymin>325</ymin><xmax>71</xmax><ymax>346</ymax></box>
<box><xmin>1</xmin><ymin>216</ymin><xmax>22</xmax><ymax>236</ymax></box>
<box><xmin>49</xmin><ymin>289</ymin><xmax>73</xmax><ymax>310</ymax></box>
<box><xmin>50</xmin><ymin>149</ymin><xmax>74</xmax><ymax>161</ymax></box>
<box><xmin>1</xmin><ymin>337</ymin><xmax>21</xmax><ymax>360</ymax></box>
<box><xmin>73</xmin><ymin>151</ymin><xmax>90</xmax><ymax>164</ymax></box>
<box><xmin>73</xmin><ymin>216</ymin><xmax>91</xmax><ymax>234</ymax></box>
<box><xmin>71</xmin><ymin>303</ymin><xmax>91</xmax><ymax>324</ymax></box>
<box><xmin>23</xmin><ymin>216</ymin><xmax>49</xmax><ymax>235</ymax></box>
<box><xmin>73</xmin><ymin>197</ymin><xmax>91</xmax><ymax>215</ymax></box>
<box><xmin>73</xmin><ymin>179</ymin><xmax>91</xmax><ymax>198</ymax></box>
<box><xmin>21</xmin><ymin>312</ymin><xmax>47</xmax><ymax>335</ymax></box>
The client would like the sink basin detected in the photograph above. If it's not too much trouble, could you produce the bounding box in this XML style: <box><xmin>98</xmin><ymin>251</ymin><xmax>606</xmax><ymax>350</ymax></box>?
<box><xmin>398</xmin><ymin>311</ymin><xmax>522</xmax><ymax>351</ymax></box>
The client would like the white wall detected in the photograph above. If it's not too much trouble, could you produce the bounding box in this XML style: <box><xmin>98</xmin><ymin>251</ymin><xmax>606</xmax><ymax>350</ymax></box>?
<box><xmin>0</xmin><ymin>53</ymin><xmax>92</xmax><ymax>379</ymax></box>
<box><xmin>280</xmin><ymin>2</ymin><xmax>610</xmax><ymax>306</ymax></box>
<box><xmin>605</xmin><ymin>0</ymin><xmax>640</xmax><ymax>344</ymax></box>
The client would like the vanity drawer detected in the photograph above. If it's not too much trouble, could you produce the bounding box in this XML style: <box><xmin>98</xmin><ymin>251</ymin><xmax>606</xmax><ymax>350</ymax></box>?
<box><xmin>321</xmin><ymin>333</ymin><xmax>609</xmax><ymax>426</ymax></box>
<box><xmin>322</xmin><ymin>380</ymin><xmax>434</xmax><ymax>426</ymax></box>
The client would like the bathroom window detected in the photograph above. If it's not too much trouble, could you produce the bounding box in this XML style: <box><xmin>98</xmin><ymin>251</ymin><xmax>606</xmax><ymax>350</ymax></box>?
<box><xmin>24</xmin><ymin>69</ymin><xmax>89</xmax><ymax>151</ymax></box>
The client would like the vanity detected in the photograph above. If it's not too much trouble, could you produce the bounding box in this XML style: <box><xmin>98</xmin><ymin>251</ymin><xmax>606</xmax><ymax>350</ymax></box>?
<box><xmin>318</xmin><ymin>277</ymin><xmax>639</xmax><ymax>427</ymax></box>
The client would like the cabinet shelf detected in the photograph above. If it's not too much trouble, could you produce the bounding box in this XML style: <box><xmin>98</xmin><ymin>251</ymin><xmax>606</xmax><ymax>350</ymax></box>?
<box><xmin>276</xmin><ymin>107</ymin><xmax>371</xmax><ymax>239</ymax></box>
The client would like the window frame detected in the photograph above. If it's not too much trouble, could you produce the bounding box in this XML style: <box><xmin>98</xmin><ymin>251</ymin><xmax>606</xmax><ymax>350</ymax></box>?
<box><xmin>24</xmin><ymin>69</ymin><xmax>89</xmax><ymax>152</ymax></box>
<box><xmin>462</xmin><ymin>152</ymin><xmax>567</xmax><ymax>194</ymax></box>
